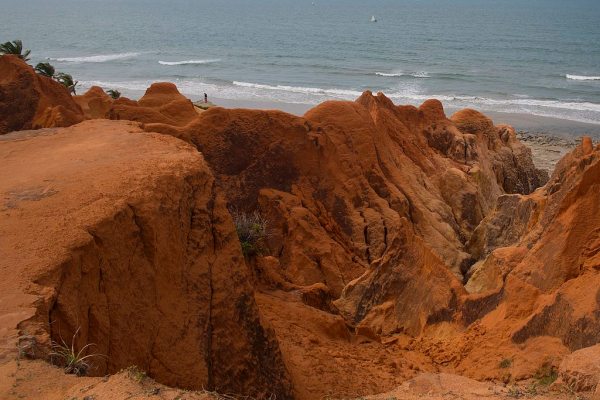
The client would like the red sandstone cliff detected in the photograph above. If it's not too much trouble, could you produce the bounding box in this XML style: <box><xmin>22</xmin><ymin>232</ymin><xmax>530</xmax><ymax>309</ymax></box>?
<box><xmin>0</xmin><ymin>55</ymin><xmax>84</xmax><ymax>133</ymax></box>
<box><xmin>0</xmin><ymin>120</ymin><xmax>293</xmax><ymax>399</ymax></box>
<box><xmin>1</xmin><ymin>76</ymin><xmax>599</xmax><ymax>400</ymax></box>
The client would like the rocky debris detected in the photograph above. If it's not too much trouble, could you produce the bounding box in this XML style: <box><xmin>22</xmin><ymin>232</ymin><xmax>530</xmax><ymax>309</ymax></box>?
<box><xmin>0</xmin><ymin>55</ymin><xmax>84</xmax><ymax>134</ymax></box>
<box><xmin>0</xmin><ymin>120</ymin><xmax>293</xmax><ymax>399</ymax></box>
<box><xmin>362</xmin><ymin>372</ymin><xmax>585</xmax><ymax>400</ymax></box>
<box><xmin>0</xmin><ymin>358</ymin><xmax>245</xmax><ymax>400</ymax></box>
<box><xmin>558</xmin><ymin>344</ymin><xmax>600</xmax><ymax>392</ymax></box>
<box><xmin>516</xmin><ymin>130</ymin><xmax>581</xmax><ymax>174</ymax></box>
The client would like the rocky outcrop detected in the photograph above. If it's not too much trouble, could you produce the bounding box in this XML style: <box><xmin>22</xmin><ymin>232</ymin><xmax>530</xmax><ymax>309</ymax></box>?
<box><xmin>442</xmin><ymin>138</ymin><xmax>600</xmax><ymax>382</ymax></box>
<box><xmin>0</xmin><ymin>120</ymin><xmax>293</xmax><ymax>399</ymax></box>
<box><xmin>0</xmin><ymin>55</ymin><xmax>84</xmax><ymax>134</ymax></box>
<box><xmin>147</xmin><ymin>92</ymin><xmax>545</xmax><ymax>289</ymax></box>
<box><xmin>73</xmin><ymin>86</ymin><xmax>114</xmax><ymax>119</ymax></box>
<box><xmin>107</xmin><ymin>82</ymin><xmax>199</xmax><ymax>126</ymax></box>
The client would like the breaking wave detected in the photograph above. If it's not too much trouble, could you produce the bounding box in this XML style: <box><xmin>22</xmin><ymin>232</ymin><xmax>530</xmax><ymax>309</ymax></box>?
<box><xmin>49</xmin><ymin>52</ymin><xmax>140</xmax><ymax>63</ymax></box>
<box><xmin>158</xmin><ymin>59</ymin><xmax>221</xmax><ymax>66</ymax></box>
<box><xmin>375</xmin><ymin>71</ymin><xmax>430</xmax><ymax>78</ymax></box>
<box><xmin>566</xmin><ymin>74</ymin><xmax>600</xmax><ymax>81</ymax></box>
<box><xmin>232</xmin><ymin>81</ymin><xmax>363</xmax><ymax>97</ymax></box>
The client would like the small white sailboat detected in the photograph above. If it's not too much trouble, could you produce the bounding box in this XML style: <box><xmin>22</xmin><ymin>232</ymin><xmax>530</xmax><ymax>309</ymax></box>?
<box><xmin>371</xmin><ymin>15</ymin><xmax>377</xmax><ymax>22</ymax></box>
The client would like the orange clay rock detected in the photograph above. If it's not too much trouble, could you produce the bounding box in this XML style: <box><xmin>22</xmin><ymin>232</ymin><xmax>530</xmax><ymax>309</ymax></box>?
<box><xmin>0</xmin><ymin>120</ymin><xmax>293</xmax><ymax>399</ymax></box>
<box><xmin>428</xmin><ymin>138</ymin><xmax>600</xmax><ymax>382</ymax></box>
<box><xmin>107</xmin><ymin>82</ymin><xmax>198</xmax><ymax>126</ymax></box>
<box><xmin>0</xmin><ymin>55</ymin><xmax>83</xmax><ymax>134</ymax></box>
<box><xmin>558</xmin><ymin>343</ymin><xmax>600</xmax><ymax>392</ymax></box>
<box><xmin>73</xmin><ymin>85</ymin><xmax>114</xmax><ymax>118</ymax></box>
<box><xmin>145</xmin><ymin>92</ymin><xmax>546</xmax><ymax>291</ymax></box>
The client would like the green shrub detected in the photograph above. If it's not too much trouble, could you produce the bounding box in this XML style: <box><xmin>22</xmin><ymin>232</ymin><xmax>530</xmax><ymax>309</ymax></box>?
<box><xmin>231</xmin><ymin>209</ymin><xmax>269</xmax><ymax>257</ymax></box>
<box><xmin>106</xmin><ymin>89</ymin><xmax>121</xmax><ymax>99</ymax></box>
<box><xmin>535</xmin><ymin>364</ymin><xmax>558</xmax><ymax>386</ymax></box>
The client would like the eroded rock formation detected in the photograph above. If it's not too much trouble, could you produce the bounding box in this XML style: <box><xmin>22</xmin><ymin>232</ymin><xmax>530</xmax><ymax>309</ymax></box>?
<box><xmin>1</xmin><ymin>79</ymin><xmax>599</xmax><ymax>400</ymax></box>
<box><xmin>0</xmin><ymin>120</ymin><xmax>292</xmax><ymax>399</ymax></box>
<box><xmin>0</xmin><ymin>55</ymin><xmax>84</xmax><ymax>134</ymax></box>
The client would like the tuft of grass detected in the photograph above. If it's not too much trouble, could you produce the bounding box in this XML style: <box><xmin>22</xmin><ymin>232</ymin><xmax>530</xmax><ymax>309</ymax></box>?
<box><xmin>535</xmin><ymin>363</ymin><xmax>558</xmax><ymax>386</ymax></box>
<box><xmin>50</xmin><ymin>327</ymin><xmax>104</xmax><ymax>376</ymax></box>
<box><xmin>126</xmin><ymin>365</ymin><xmax>147</xmax><ymax>382</ymax></box>
<box><xmin>499</xmin><ymin>358</ymin><xmax>512</xmax><ymax>369</ymax></box>
<box><xmin>231</xmin><ymin>209</ymin><xmax>269</xmax><ymax>257</ymax></box>
<box><xmin>507</xmin><ymin>385</ymin><xmax>523</xmax><ymax>398</ymax></box>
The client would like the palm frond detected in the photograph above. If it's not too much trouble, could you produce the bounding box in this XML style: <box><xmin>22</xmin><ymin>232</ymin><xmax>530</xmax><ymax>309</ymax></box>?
<box><xmin>106</xmin><ymin>89</ymin><xmax>121</xmax><ymax>99</ymax></box>
<box><xmin>0</xmin><ymin>40</ymin><xmax>31</xmax><ymax>61</ymax></box>
<box><xmin>34</xmin><ymin>62</ymin><xmax>55</xmax><ymax>77</ymax></box>
<box><xmin>55</xmin><ymin>72</ymin><xmax>78</xmax><ymax>94</ymax></box>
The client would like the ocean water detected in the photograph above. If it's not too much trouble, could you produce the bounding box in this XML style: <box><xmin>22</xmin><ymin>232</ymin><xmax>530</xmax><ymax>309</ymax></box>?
<box><xmin>1</xmin><ymin>0</ymin><xmax>599</xmax><ymax>124</ymax></box>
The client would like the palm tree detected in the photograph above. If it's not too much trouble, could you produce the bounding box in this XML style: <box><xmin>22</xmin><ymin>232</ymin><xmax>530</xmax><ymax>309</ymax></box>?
<box><xmin>55</xmin><ymin>72</ymin><xmax>78</xmax><ymax>95</ymax></box>
<box><xmin>34</xmin><ymin>62</ymin><xmax>56</xmax><ymax>78</ymax></box>
<box><xmin>106</xmin><ymin>89</ymin><xmax>121</xmax><ymax>99</ymax></box>
<box><xmin>0</xmin><ymin>40</ymin><xmax>31</xmax><ymax>61</ymax></box>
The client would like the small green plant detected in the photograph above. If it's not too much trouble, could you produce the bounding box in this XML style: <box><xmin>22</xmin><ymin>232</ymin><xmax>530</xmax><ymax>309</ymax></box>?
<box><xmin>0</xmin><ymin>40</ymin><xmax>31</xmax><ymax>61</ymax></box>
<box><xmin>34</xmin><ymin>62</ymin><xmax>56</xmax><ymax>77</ymax></box>
<box><xmin>499</xmin><ymin>358</ymin><xmax>512</xmax><ymax>369</ymax></box>
<box><xmin>535</xmin><ymin>363</ymin><xmax>558</xmax><ymax>386</ymax></box>
<box><xmin>106</xmin><ymin>89</ymin><xmax>121</xmax><ymax>99</ymax></box>
<box><xmin>55</xmin><ymin>72</ymin><xmax>78</xmax><ymax>94</ymax></box>
<box><xmin>126</xmin><ymin>365</ymin><xmax>147</xmax><ymax>382</ymax></box>
<box><xmin>231</xmin><ymin>209</ymin><xmax>269</xmax><ymax>257</ymax></box>
<box><xmin>50</xmin><ymin>327</ymin><xmax>104</xmax><ymax>376</ymax></box>
<box><xmin>507</xmin><ymin>385</ymin><xmax>523</xmax><ymax>398</ymax></box>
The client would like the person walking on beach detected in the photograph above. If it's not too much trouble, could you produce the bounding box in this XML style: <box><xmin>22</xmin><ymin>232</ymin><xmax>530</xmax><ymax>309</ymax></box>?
<box><xmin>204</xmin><ymin>93</ymin><xmax>208</xmax><ymax>103</ymax></box>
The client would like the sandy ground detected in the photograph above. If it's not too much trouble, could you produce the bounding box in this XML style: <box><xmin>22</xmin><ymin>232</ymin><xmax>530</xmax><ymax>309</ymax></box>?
<box><xmin>517</xmin><ymin>131</ymin><xmax>579</xmax><ymax>174</ymax></box>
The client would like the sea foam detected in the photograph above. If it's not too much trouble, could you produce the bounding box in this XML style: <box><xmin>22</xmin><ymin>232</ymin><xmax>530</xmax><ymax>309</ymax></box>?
<box><xmin>233</xmin><ymin>81</ymin><xmax>363</xmax><ymax>97</ymax></box>
<box><xmin>566</xmin><ymin>74</ymin><xmax>600</xmax><ymax>81</ymax></box>
<box><xmin>158</xmin><ymin>59</ymin><xmax>221</xmax><ymax>65</ymax></box>
<box><xmin>376</xmin><ymin>71</ymin><xmax>430</xmax><ymax>78</ymax></box>
<box><xmin>49</xmin><ymin>52</ymin><xmax>140</xmax><ymax>63</ymax></box>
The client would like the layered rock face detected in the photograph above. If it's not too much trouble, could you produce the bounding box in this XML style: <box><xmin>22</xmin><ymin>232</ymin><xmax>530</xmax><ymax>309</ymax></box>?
<box><xmin>137</xmin><ymin>85</ymin><xmax>599</xmax><ymax>397</ymax></box>
<box><xmin>145</xmin><ymin>91</ymin><xmax>546</xmax><ymax>334</ymax></box>
<box><xmin>0</xmin><ymin>55</ymin><xmax>84</xmax><ymax>134</ymax></box>
<box><xmin>0</xmin><ymin>120</ymin><xmax>292</xmax><ymax>399</ymax></box>
<box><xmin>452</xmin><ymin>138</ymin><xmax>600</xmax><ymax>378</ymax></box>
